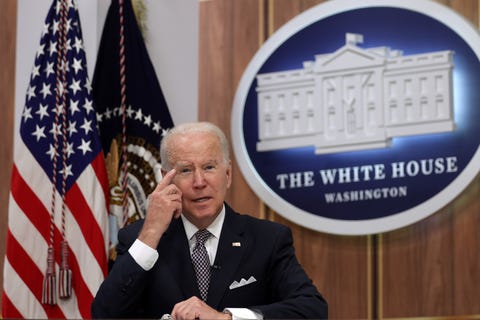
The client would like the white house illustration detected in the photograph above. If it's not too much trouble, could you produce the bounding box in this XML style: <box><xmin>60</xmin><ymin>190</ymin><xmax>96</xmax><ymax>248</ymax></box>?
<box><xmin>256</xmin><ymin>33</ymin><xmax>455</xmax><ymax>154</ymax></box>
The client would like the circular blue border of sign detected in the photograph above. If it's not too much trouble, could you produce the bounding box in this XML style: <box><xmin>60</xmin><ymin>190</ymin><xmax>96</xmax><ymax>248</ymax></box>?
<box><xmin>231</xmin><ymin>0</ymin><xmax>480</xmax><ymax>235</ymax></box>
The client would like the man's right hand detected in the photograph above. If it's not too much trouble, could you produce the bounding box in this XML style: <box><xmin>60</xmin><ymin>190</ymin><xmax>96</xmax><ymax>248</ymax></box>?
<box><xmin>138</xmin><ymin>169</ymin><xmax>182</xmax><ymax>248</ymax></box>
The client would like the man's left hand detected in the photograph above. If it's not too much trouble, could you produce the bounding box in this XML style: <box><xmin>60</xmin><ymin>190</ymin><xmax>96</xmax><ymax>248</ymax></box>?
<box><xmin>171</xmin><ymin>296</ymin><xmax>231</xmax><ymax>320</ymax></box>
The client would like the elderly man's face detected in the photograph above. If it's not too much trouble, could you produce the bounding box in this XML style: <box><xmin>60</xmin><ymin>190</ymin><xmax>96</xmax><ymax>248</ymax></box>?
<box><xmin>168</xmin><ymin>131</ymin><xmax>231</xmax><ymax>229</ymax></box>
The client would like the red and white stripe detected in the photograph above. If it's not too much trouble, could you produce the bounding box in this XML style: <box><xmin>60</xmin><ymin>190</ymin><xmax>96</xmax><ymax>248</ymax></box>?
<box><xmin>2</xmin><ymin>137</ymin><xmax>109</xmax><ymax>318</ymax></box>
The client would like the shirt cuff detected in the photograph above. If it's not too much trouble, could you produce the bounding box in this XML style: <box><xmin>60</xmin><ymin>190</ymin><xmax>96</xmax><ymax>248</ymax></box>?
<box><xmin>224</xmin><ymin>308</ymin><xmax>263</xmax><ymax>320</ymax></box>
<box><xmin>128</xmin><ymin>239</ymin><xmax>159</xmax><ymax>271</ymax></box>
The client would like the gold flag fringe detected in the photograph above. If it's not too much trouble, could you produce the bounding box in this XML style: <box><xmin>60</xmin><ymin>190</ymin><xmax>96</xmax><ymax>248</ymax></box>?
<box><xmin>132</xmin><ymin>0</ymin><xmax>147</xmax><ymax>39</ymax></box>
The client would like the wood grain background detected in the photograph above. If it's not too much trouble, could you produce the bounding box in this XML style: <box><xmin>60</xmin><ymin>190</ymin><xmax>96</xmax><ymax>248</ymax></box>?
<box><xmin>1</xmin><ymin>0</ymin><xmax>479</xmax><ymax>318</ymax></box>
<box><xmin>0</xmin><ymin>0</ymin><xmax>17</xmax><ymax>314</ymax></box>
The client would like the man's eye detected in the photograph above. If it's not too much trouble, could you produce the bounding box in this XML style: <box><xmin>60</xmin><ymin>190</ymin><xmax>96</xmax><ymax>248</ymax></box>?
<box><xmin>179</xmin><ymin>168</ymin><xmax>191</xmax><ymax>174</ymax></box>
<box><xmin>205</xmin><ymin>165</ymin><xmax>216</xmax><ymax>171</ymax></box>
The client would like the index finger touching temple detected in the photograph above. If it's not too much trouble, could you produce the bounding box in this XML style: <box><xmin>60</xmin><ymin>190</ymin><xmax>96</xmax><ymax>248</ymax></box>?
<box><xmin>155</xmin><ymin>168</ymin><xmax>177</xmax><ymax>191</ymax></box>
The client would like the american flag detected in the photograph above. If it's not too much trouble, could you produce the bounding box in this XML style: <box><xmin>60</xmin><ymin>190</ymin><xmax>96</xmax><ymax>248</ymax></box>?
<box><xmin>2</xmin><ymin>0</ymin><xmax>109</xmax><ymax>318</ymax></box>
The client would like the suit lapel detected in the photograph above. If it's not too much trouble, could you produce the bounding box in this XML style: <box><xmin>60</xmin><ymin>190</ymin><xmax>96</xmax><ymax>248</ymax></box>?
<box><xmin>207</xmin><ymin>206</ymin><xmax>248</xmax><ymax>308</ymax></box>
<box><xmin>161</xmin><ymin>219</ymin><xmax>200</xmax><ymax>299</ymax></box>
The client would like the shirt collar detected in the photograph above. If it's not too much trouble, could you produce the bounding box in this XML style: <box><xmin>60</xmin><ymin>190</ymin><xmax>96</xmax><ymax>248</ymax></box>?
<box><xmin>181</xmin><ymin>204</ymin><xmax>225</xmax><ymax>240</ymax></box>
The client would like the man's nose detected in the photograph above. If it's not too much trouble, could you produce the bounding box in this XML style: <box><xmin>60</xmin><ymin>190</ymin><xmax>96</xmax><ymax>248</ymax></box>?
<box><xmin>192</xmin><ymin>170</ymin><xmax>206</xmax><ymax>187</ymax></box>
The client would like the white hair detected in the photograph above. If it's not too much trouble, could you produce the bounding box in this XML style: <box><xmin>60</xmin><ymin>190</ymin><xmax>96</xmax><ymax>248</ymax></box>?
<box><xmin>160</xmin><ymin>122</ymin><xmax>230</xmax><ymax>171</ymax></box>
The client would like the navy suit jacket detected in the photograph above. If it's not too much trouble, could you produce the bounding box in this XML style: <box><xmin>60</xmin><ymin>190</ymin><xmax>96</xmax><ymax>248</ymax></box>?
<box><xmin>91</xmin><ymin>204</ymin><xmax>328</xmax><ymax>319</ymax></box>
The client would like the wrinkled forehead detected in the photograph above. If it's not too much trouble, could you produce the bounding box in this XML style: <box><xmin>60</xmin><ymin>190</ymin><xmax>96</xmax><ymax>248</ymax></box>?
<box><xmin>168</xmin><ymin>132</ymin><xmax>224</xmax><ymax>162</ymax></box>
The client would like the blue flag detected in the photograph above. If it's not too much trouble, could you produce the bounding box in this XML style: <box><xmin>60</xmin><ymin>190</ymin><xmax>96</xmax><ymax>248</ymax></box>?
<box><xmin>92</xmin><ymin>0</ymin><xmax>174</xmax><ymax>255</ymax></box>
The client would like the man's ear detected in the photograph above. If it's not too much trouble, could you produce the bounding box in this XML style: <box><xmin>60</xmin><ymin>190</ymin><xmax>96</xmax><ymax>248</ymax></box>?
<box><xmin>226</xmin><ymin>160</ymin><xmax>233</xmax><ymax>188</ymax></box>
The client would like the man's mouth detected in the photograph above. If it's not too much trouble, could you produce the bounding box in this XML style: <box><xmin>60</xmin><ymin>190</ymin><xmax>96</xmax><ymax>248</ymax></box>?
<box><xmin>193</xmin><ymin>196</ymin><xmax>211</xmax><ymax>203</ymax></box>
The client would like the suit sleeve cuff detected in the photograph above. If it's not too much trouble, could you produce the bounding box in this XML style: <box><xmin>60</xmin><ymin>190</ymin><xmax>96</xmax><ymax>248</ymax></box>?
<box><xmin>223</xmin><ymin>308</ymin><xmax>263</xmax><ymax>320</ymax></box>
<box><xmin>128</xmin><ymin>239</ymin><xmax>159</xmax><ymax>270</ymax></box>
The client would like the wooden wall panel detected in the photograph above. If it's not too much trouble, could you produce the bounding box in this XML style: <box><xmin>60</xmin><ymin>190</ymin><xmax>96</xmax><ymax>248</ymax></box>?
<box><xmin>380</xmin><ymin>208</ymin><xmax>455</xmax><ymax>317</ymax></box>
<box><xmin>275</xmin><ymin>213</ymin><xmax>371</xmax><ymax>319</ymax></box>
<box><xmin>0</xmin><ymin>0</ymin><xmax>17</xmax><ymax>313</ymax></box>
<box><xmin>198</xmin><ymin>0</ymin><xmax>262</xmax><ymax>219</ymax></box>
<box><xmin>452</xmin><ymin>175</ymin><xmax>480</xmax><ymax>314</ymax></box>
<box><xmin>379</xmin><ymin>1</ymin><xmax>480</xmax><ymax>318</ymax></box>
<box><xmin>380</xmin><ymin>174</ymin><xmax>480</xmax><ymax>318</ymax></box>
<box><xmin>269</xmin><ymin>0</ymin><xmax>328</xmax><ymax>32</ymax></box>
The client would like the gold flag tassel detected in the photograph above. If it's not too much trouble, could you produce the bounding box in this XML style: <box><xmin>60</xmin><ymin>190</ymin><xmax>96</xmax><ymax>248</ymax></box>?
<box><xmin>132</xmin><ymin>0</ymin><xmax>147</xmax><ymax>38</ymax></box>
<box><xmin>59</xmin><ymin>240</ymin><xmax>72</xmax><ymax>298</ymax></box>
<box><xmin>42</xmin><ymin>247</ymin><xmax>57</xmax><ymax>305</ymax></box>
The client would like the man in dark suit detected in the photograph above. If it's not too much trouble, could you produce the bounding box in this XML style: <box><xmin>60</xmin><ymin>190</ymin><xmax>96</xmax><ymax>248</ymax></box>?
<box><xmin>91</xmin><ymin>122</ymin><xmax>328</xmax><ymax>319</ymax></box>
